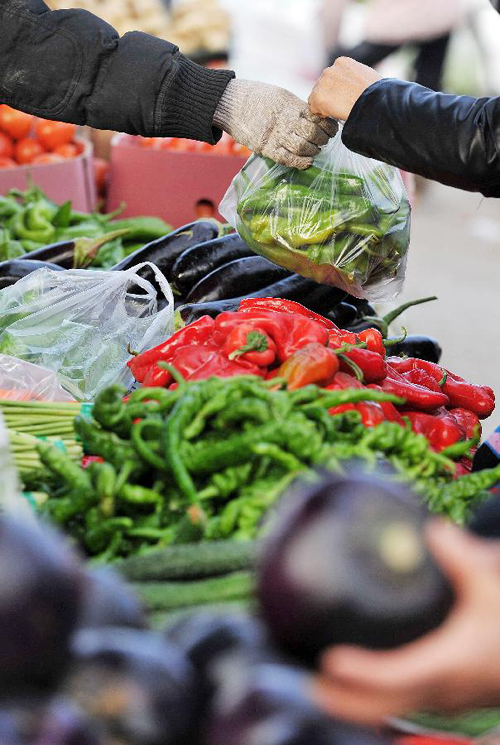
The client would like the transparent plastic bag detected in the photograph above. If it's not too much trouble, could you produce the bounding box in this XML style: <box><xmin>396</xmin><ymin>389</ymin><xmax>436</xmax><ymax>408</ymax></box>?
<box><xmin>0</xmin><ymin>355</ymin><xmax>75</xmax><ymax>402</ymax></box>
<box><xmin>0</xmin><ymin>263</ymin><xmax>174</xmax><ymax>401</ymax></box>
<box><xmin>220</xmin><ymin>129</ymin><xmax>411</xmax><ymax>301</ymax></box>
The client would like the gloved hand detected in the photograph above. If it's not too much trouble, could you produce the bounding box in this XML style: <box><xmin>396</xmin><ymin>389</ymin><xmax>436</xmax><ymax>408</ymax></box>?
<box><xmin>213</xmin><ymin>79</ymin><xmax>338</xmax><ymax>170</ymax></box>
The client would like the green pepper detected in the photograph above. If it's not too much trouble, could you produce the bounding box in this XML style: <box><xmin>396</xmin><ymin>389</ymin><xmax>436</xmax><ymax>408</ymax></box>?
<box><xmin>20</xmin><ymin>239</ymin><xmax>44</xmax><ymax>252</ymax></box>
<box><xmin>0</xmin><ymin>196</ymin><xmax>22</xmax><ymax>220</ymax></box>
<box><xmin>108</xmin><ymin>216</ymin><xmax>172</xmax><ymax>242</ymax></box>
<box><xmin>11</xmin><ymin>204</ymin><xmax>55</xmax><ymax>244</ymax></box>
<box><xmin>0</xmin><ymin>230</ymin><xmax>25</xmax><ymax>260</ymax></box>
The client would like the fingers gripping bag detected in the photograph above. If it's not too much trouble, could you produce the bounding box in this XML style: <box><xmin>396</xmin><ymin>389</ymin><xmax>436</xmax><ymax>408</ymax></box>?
<box><xmin>0</xmin><ymin>263</ymin><xmax>174</xmax><ymax>401</ymax></box>
<box><xmin>220</xmin><ymin>128</ymin><xmax>411</xmax><ymax>300</ymax></box>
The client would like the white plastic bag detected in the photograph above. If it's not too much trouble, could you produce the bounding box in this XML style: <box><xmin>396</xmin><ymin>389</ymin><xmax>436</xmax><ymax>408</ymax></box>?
<box><xmin>0</xmin><ymin>263</ymin><xmax>174</xmax><ymax>401</ymax></box>
<box><xmin>220</xmin><ymin>130</ymin><xmax>411</xmax><ymax>301</ymax></box>
<box><xmin>0</xmin><ymin>355</ymin><xmax>75</xmax><ymax>402</ymax></box>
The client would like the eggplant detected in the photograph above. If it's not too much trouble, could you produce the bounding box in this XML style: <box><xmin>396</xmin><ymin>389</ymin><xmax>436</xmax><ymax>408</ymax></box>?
<box><xmin>205</xmin><ymin>657</ymin><xmax>390</xmax><ymax>745</ymax></box>
<box><xmin>386</xmin><ymin>335</ymin><xmax>442</xmax><ymax>364</ymax></box>
<box><xmin>171</xmin><ymin>233</ymin><xmax>254</xmax><ymax>296</ymax></box>
<box><xmin>185</xmin><ymin>256</ymin><xmax>292</xmax><ymax>305</ymax></box>
<box><xmin>0</xmin><ymin>517</ymin><xmax>84</xmax><ymax>693</ymax></box>
<box><xmin>327</xmin><ymin>302</ymin><xmax>358</xmax><ymax>327</ymax></box>
<box><xmin>78</xmin><ymin>566</ymin><xmax>147</xmax><ymax>631</ymax></box>
<box><xmin>257</xmin><ymin>470</ymin><xmax>454</xmax><ymax>667</ymax></box>
<box><xmin>112</xmin><ymin>220</ymin><xmax>219</xmax><ymax>281</ymax></box>
<box><xmin>22</xmin><ymin>240</ymin><xmax>76</xmax><ymax>268</ymax></box>
<box><xmin>165</xmin><ymin>612</ymin><xmax>268</xmax><ymax>689</ymax></box>
<box><xmin>66</xmin><ymin>628</ymin><xmax>199</xmax><ymax>745</ymax></box>
<box><xmin>29</xmin><ymin>697</ymin><xmax>102</xmax><ymax>745</ymax></box>
<box><xmin>0</xmin><ymin>259</ymin><xmax>65</xmax><ymax>290</ymax></box>
<box><xmin>178</xmin><ymin>275</ymin><xmax>347</xmax><ymax>325</ymax></box>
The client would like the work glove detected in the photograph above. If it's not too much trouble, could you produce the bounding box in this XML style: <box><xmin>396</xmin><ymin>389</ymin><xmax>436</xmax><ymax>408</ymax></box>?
<box><xmin>213</xmin><ymin>79</ymin><xmax>338</xmax><ymax>170</ymax></box>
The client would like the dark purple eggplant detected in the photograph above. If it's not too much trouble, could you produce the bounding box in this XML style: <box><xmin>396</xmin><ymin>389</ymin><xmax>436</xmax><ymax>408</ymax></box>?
<box><xmin>185</xmin><ymin>256</ymin><xmax>292</xmax><ymax>305</ymax></box>
<box><xmin>32</xmin><ymin>697</ymin><xmax>102</xmax><ymax>745</ymax></box>
<box><xmin>22</xmin><ymin>231</ymin><xmax>129</xmax><ymax>270</ymax></box>
<box><xmin>78</xmin><ymin>566</ymin><xmax>147</xmax><ymax>631</ymax></box>
<box><xmin>386</xmin><ymin>335</ymin><xmax>442</xmax><ymax>364</ymax></box>
<box><xmin>66</xmin><ymin>628</ymin><xmax>199</xmax><ymax>745</ymax></box>
<box><xmin>327</xmin><ymin>302</ymin><xmax>358</xmax><ymax>327</ymax></box>
<box><xmin>112</xmin><ymin>221</ymin><xmax>219</xmax><ymax>280</ymax></box>
<box><xmin>258</xmin><ymin>470</ymin><xmax>454</xmax><ymax>667</ymax></box>
<box><xmin>178</xmin><ymin>275</ymin><xmax>347</xmax><ymax>325</ymax></box>
<box><xmin>0</xmin><ymin>259</ymin><xmax>65</xmax><ymax>290</ymax></box>
<box><xmin>205</xmin><ymin>657</ymin><xmax>390</xmax><ymax>745</ymax></box>
<box><xmin>22</xmin><ymin>240</ymin><xmax>76</xmax><ymax>268</ymax></box>
<box><xmin>0</xmin><ymin>517</ymin><xmax>84</xmax><ymax>694</ymax></box>
<box><xmin>171</xmin><ymin>233</ymin><xmax>254</xmax><ymax>296</ymax></box>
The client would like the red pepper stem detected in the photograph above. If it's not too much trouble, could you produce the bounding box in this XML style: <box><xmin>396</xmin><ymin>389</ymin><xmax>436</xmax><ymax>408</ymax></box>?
<box><xmin>228</xmin><ymin>331</ymin><xmax>269</xmax><ymax>360</ymax></box>
<box><xmin>438</xmin><ymin>370</ymin><xmax>447</xmax><ymax>387</ymax></box>
<box><xmin>127</xmin><ymin>343</ymin><xmax>139</xmax><ymax>357</ymax></box>
<box><xmin>331</xmin><ymin>341</ymin><xmax>368</xmax><ymax>355</ymax></box>
<box><xmin>383</xmin><ymin>328</ymin><xmax>408</xmax><ymax>348</ymax></box>
<box><xmin>156</xmin><ymin>362</ymin><xmax>186</xmax><ymax>387</ymax></box>
<box><xmin>338</xmin><ymin>354</ymin><xmax>364</xmax><ymax>382</ymax></box>
<box><xmin>381</xmin><ymin>296</ymin><xmax>438</xmax><ymax>335</ymax></box>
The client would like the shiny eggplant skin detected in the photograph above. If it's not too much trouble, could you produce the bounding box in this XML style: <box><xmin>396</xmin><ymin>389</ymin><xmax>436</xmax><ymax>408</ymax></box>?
<box><xmin>185</xmin><ymin>256</ymin><xmax>292</xmax><ymax>304</ymax></box>
<box><xmin>21</xmin><ymin>240</ymin><xmax>76</xmax><ymax>268</ymax></box>
<box><xmin>179</xmin><ymin>274</ymin><xmax>347</xmax><ymax>324</ymax></box>
<box><xmin>0</xmin><ymin>259</ymin><xmax>65</xmax><ymax>290</ymax></box>
<box><xmin>171</xmin><ymin>233</ymin><xmax>254</xmax><ymax>296</ymax></box>
<box><xmin>112</xmin><ymin>221</ymin><xmax>219</xmax><ymax>280</ymax></box>
<box><xmin>385</xmin><ymin>335</ymin><xmax>442</xmax><ymax>364</ymax></box>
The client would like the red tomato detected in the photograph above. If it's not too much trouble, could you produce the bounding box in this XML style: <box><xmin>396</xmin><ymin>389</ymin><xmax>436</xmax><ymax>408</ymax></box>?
<box><xmin>93</xmin><ymin>157</ymin><xmax>110</xmax><ymax>195</ymax></box>
<box><xmin>31</xmin><ymin>153</ymin><xmax>64</xmax><ymax>165</ymax></box>
<box><xmin>140</xmin><ymin>137</ymin><xmax>164</xmax><ymax>148</ymax></box>
<box><xmin>194</xmin><ymin>141</ymin><xmax>214</xmax><ymax>153</ymax></box>
<box><xmin>232</xmin><ymin>142</ymin><xmax>252</xmax><ymax>158</ymax></box>
<box><xmin>53</xmin><ymin>142</ymin><xmax>79</xmax><ymax>158</ymax></box>
<box><xmin>0</xmin><ymin>132</ymin><xmax>14</xmax><ymax>159</ymax></box>
<box><xmin>0</xmin><ymin>156</ymin><xmax>16</xmax><ymax>169</ymax></box>
<box><xmin>35</xmin><ymin>120</ymin><xmax>76</xmax><ymax>151</ymax></box>
<box><xmin>15</xmin><ymin>138</ymin><xmax>44</xmax><ymax>165</ymax></box>
<box><xmin>195</xmin><ymin>200</ymin><xmax>215</xmax><ymax>218</ymax></box>
<box><xmin>213</xmin><ymin>132</ymin><xmax>234</xmax><ymax>156</ymax></box>
<box><xmin>163</xmin><ymin>138</ymin><xmax>196</xmax><ymax>152</ymax></box>
<box><xmin>0</xmin><ymin>105</ymin><xmax>33</xmax><ymax>140</ymax></box>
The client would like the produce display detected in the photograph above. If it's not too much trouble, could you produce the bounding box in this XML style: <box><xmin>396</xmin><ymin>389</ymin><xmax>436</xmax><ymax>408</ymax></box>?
<box><xmin>47</xmin><ymin>0</ymin><xmax>171</xmax><ymax>39</ymax></box>
<box><xmin>0</xmin><ymin>106</ymin><xmax>81</xmax><ymax>169</ymax></box>
<box><xmin>140</xmin><ymin>131</ymin><xmax>251</xmax><ymax>158</ymax></box>
<box><xmin>221</xmin><ymin>139</ymin><xmax>411</xmax><ymax>300</ymax></box>
<box><xmin>0</xmin><ymin>184</ymin><xmax>172</xmax><ymax>266</ymax></box>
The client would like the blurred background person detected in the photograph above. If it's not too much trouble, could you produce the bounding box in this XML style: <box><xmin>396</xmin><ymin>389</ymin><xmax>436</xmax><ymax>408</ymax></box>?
<box><xmin>325</xmin><ymin>0</ymin><xmax>466</xmax><ymax>92</ymax></box>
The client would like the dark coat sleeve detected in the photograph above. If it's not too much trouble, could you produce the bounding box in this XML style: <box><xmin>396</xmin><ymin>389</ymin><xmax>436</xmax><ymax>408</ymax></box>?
<box><xmin>342</xmin><ymin>79</ymin><xmax>500</xmax><ymax>198</ymax></box>
<box><xmin>0</xmin><ymin>0</ymin><xmax>235</xmax><ymax>143</ymax></box>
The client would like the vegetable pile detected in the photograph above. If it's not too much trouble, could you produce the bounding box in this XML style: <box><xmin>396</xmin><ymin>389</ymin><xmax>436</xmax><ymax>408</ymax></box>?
<box><xmin>0</xmin><ymin>184</ymin><xmax>172</xmax><ymax>266</ymax></box>
<box><xmin>0</xmin><ymin>106</ymin><xmax>80</xmax><ymax>169</ymax></box>
<box><xmin>221</xmin><ymin>144</ymin><xmax>411</xmax><ymax>299</ymax></box>
<box><xmin>140</xmin><ymin>131</ymin><xmax>251</xmax><ymax>158</ymax></box>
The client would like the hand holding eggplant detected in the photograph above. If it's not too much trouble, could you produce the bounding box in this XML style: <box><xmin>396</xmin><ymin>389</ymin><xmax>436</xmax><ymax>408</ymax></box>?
<box><xmin>314</xmin><ymin>520</ymin><xmax>500</xmax><ymax>725</ymax></box>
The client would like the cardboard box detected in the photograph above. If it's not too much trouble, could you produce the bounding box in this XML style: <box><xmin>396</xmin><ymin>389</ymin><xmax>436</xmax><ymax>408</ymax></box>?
<box><xmin>107</xmin><ymin>134</ymin><xmax>247</xmax><ymax>228</ymax></box>
<box><xmin>0</xmin><ymin>138</ymin><xmax>96</xmax><ymax>213</ymax></box>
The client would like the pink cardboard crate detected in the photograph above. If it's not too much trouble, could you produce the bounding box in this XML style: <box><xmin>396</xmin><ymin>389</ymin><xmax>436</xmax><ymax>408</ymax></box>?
<box><xmin>107</xmin><ymin>134</ymin><xmax>247</xmax><ymax>228</ymax></box>
<box><xmin>0</xmin><ymin>138</ymin><xmax>96</xmax><ymax>213</ymax></box>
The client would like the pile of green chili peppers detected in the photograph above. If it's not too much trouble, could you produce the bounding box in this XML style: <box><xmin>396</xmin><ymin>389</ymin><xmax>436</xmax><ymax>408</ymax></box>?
<box><xmin>0</xmin><ymin>184</ymin><xmax>172</xmax><ymax>267</ymax></box>
<box><xmin>23</xmin><ymin>375</ymin><xmax>500</xmax><ymax>562</ymax></box>
<box><xmin>236</xmin><ymin>159</ymin><xmax>411</xmax><ymax>295</ymax></box>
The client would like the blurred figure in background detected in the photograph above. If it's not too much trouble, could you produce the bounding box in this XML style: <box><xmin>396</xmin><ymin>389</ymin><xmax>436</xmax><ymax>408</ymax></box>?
<box><xmin>325</xmin><ymin>0</ymin><xmax>465</xmax><ymax>91</ymax></box>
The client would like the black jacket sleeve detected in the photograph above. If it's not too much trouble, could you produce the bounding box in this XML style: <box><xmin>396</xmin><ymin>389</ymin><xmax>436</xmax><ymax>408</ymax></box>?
<box><xmin>0</xmin><ymin>0</ymin><xmax>235</xmax><ymax>143</ymax></box>
<box><xmin>342</xmin><ymin>79</ymin><xmax>500</xmax><ymax>198</ymax></box>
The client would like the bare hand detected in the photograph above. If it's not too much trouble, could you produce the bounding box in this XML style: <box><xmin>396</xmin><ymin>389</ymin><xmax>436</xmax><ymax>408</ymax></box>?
<box><xmin>309</xmin><ymin>57</ymin><xmax>382</xmax><ymax>122</ymax></box>
<box><xmin>313</xmin><ymin>520</ymin><xmax>500</xmax><ymax>726</ymax></box>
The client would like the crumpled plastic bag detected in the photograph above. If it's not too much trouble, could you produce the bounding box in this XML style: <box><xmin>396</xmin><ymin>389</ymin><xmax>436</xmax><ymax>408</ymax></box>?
<box><xmin>220</xmin><ymin>129</ymin><xmax>411</xmax><ymax>301</ymax></box>
<box><xmin>0</xmin><ymin>355</ymin><xmax>75</xmax><ymax>402</ymax></box>
<box><xmin>0</xmin><ymin>263</ymin><xmax>174</xmax><ymax>401</ymax></box>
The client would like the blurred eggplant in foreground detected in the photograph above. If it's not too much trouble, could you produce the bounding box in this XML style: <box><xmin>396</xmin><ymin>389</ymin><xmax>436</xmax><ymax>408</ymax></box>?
<box><xmin>65</xmin><ymin>628</ymin><xmax>199</xmax><ymax>745</ymax></box>
<box><xmin>0</xmin><ymin>516</ymin><xmax>84</xmax><ymax>694</ymax></box>
<box><xmin>258</xmin><ymin>470</ymin><xmax>454</xmax><ymax>667</ymax></box>
<box><xmin>77</xmin><ymin>566</ymin><xmax>147</xmax><ymax>631</ymax></box>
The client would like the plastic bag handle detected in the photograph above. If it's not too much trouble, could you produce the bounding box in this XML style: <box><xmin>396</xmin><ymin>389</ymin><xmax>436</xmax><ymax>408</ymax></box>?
<box><xmin>122</xmin><ymin>262</ymin><xmax>174</xmax><ymax>312</ymax></box>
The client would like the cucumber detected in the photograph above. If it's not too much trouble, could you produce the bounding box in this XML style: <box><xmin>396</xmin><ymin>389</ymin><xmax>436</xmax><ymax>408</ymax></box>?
<box><xmin>132</xmin><ymin>570</ymin><xmax>254</xmax><ymax>612</ymax></box>
<box><xmin>115</xmin><ymin>540</ymin><xmax>257</xmax><ymax>582</ymax></box>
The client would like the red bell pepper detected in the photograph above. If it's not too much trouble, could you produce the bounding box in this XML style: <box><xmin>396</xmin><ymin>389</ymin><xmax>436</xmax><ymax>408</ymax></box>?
<box><xmin>224</xmin><ymin>323</ymin><xmax>277</xmax><ymax>367</ymax></box>
<box><xmin>328</xmin><ymin>328</ymin><xmax>358</xmax><ymax>346</ymax></box>
<box><xmin>329</xmin><ymin>403</ymin><xmax>357</xmax><ymax>416</ymax></box>
<box><xmin>142</xmin><ymin>343</ymin><xmax>221</xmax><ymax>388</ymax></box>
<box><xmin>279</xmin><ymin>343</ymin><xmax>340</xmax><ymax>390</ymax></box>
<box><xmin>402</xmin><ymin>368</ymin><xmax>443</xmax><ymax>393</ymax></box>
<box><xmin>357</xmin><ymin>327</ymin><xmax>385</xmax><ymax>357</ymax></box>
<box><xmin>238</xmin><ymin>297</ymin><xmax>337</xmax><ymax>330</ymax></box>
<box><xmin>367</xmin><ymin>384</ymin><xmax>405</xmax><ymax>425</ymax></box>
<box><xmin>402</xmin><ymin>410</ymin><xmax>464</xmax><ymax>451</ymax></box>
<box><xmin>382</xmin><ymin>366</ymin><xmax>449</xmax><ymax>411</ymax></box>
<box><xmin>355</xmin><ymin>401</ymin><xmax>387</xmax><ymax>427</ymax></box>
<box><xmin>213</xmin><ymin>311</ymin><xmax>329</xmax><ymax>363</ymax></box>
<box><xmin>128</xmin><ymin>316</ymin><xmax>215</xmax><ymax>382</ymax></box>
<box><xmin>330</xmin><ymin>342</ymin><xmax>388</xmax><ymax>383</ymax></box>
<box><xmin>325</xmin><ymin>371</ymin><xmax>364</xmax><ymax>390</ymax></box>
<box><xmin>448</xmin><ymin>407</ymin><xmax>482</xmax><ymax>441</ymax></box>
<box><xmin>186</xmin><ymin>351</ymin><xmax>264</xmax><ymax>381</ymax></box>
<box><xmin>388</xmin><ymin>357</ymin><xmax>495</xmax><ymax>419</ymax></box>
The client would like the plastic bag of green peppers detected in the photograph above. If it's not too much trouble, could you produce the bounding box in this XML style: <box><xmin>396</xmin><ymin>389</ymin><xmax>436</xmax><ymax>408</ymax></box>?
<box><xmin>220</xmin><ymin>129</ymin><xmax>411</xmax><ymax>300</ymax></box>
